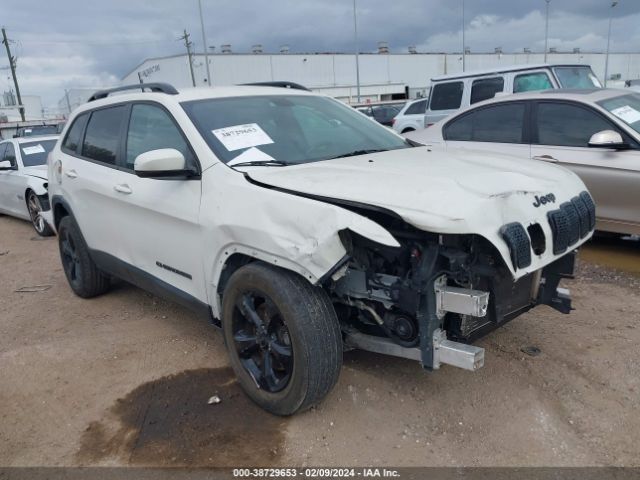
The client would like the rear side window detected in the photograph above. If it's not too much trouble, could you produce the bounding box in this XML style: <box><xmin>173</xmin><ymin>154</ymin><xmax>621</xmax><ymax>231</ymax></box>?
<box><xmin>82</xmin><ymin>106</ymin><xmax>127</xmax><ymax>165</ymax></box>
<box><xmin>405</xmin><ymin>99</ymin><xmax>427</xmax><ymax>115</ymax></box>
<box><xmin>514</xmin><ymin>73</ymin><xmax>553</xmax><ymax>93</ymax></box>
<box><xmin>536</xmin><ymin>102</ymin><xmax>613</xmax><ymax>147</ymax></box>
<box><xmin>62</xmin><ymin>113</ymin><xmax>88</xmax><ymax>153</ymax></box>
<box><xmin>125</xmin><ymin>104</ymin><xmax>196</xmax><ymax>170</ymax></box>
<box><xmin>445</xmin><ymin>103</ymin><xmax>526</xmax><ymax>144</ymax></box>
<box><xmin>471</xmin><ymin>77</ymin><xmax>504</xmax><ymax>104</ymax></box>
<box><xmin>430</xmin><ymin>82</ymin><xmax>464</xmax><ymax>111</ymax></box>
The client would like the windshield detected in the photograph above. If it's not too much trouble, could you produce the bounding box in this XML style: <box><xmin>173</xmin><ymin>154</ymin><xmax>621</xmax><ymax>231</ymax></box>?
<box><xmin>19</xmin><ymin>140</ymin><xmax>57</xmax><ymax>166</ymax></box>
<box><xmin>553</xmin><ymin>66</ymin><xmax>602</xmax><ymax>89</ymax></box>
<box><xmin>597</xmin><ymin>93</ymin><xmax>640</xmax><ymax>135</ymax></box>
<box><xmin>181</xmin><ymin>95</ymin><xmax>410</xmax><ymax>165</ymax></box>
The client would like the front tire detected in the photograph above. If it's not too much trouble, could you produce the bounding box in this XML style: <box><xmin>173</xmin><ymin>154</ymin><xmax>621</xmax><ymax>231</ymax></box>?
<box><xmin>222</xmin><ymin>263</ymin><xmax>342</xmax><ymax>416</ymax></box>
<box><xmin>57</xmin><ymin>215</ymin><xmax>110</xmax><ymax>298</ymax></box>
<box><xmin>26</xmin><ymin>190</ymin><xmax>53</xmax><ymax>237</ymax></box>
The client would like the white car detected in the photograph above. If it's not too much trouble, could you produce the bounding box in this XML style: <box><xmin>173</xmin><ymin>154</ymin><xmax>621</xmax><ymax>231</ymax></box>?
<box><xmin>0</xmin><ymin>136</ymin><xmax>58</xmax><ymax>236</ymax></box>
<box><xmin>391</xmin><ymin>97</ymin><xmax>428</xmax><ymax>134</ymax></box>
<box><xmin>49</xmin><ymin>82</ymin><xmax>594</xmax><ymax>415</ymax></box>
<box><xmin>407</xmin><ymin>88</ymin><xmax>640</xmax><ymax>236</ymax></box>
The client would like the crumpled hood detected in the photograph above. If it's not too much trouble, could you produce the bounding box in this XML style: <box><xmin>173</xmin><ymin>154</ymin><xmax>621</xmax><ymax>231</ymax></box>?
<box><xmin>245</xmin><ymin>146</ymin><xmax>592</xmax><ymax>278</ymax></box>
<box><xmin>245</xmin><ymin>146</ymin><xmax>584</xmax><ymax>233</ymax></box>
<box><xmin>22</xmin><ymin>164</ymin><xmax>48</xmax><ymax>180</ymax></box>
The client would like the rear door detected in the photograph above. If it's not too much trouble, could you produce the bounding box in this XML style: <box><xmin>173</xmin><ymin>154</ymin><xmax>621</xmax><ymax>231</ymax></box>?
<box><xmin>55</xmin><ymin>106</ymin><xmax>132</xmax><ymax>258</ymax></box>
<box><xmin>0</xmin><ymin>143</ymin><xmax>11</xmax><ymax>214</ymax></box>
<box><xmin>530</xmin><ymin>100</ymin><xmax>640</xmax><ymax>232</ymax></box>
<box><xmin>0</xmin><ymin>142</ymin><xmax>27</xmax><ymax>217</ymax></box>
<box><xmin>442</xmin><ymin>101</ymin><xmax>531</xmax><ymax>158</ymax></box>
<box><xmin>470</xmin><ymin>76</ymin><xmax>505</xmax><ymax>105</ymax></box>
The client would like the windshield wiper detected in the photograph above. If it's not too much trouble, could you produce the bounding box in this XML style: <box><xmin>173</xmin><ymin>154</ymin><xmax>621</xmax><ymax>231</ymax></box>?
<box><xmin>228</xmin><ymin>160</ymin><xmax>290</xmax><ymax>168</ymax></box>
<box><xmin>328</xmin><ymin>149</ymin><xmax>389</xmax><ymax>159</ymax></box>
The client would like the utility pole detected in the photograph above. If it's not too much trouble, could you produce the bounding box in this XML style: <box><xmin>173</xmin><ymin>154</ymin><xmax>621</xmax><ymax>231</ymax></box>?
<box><xmin>352</xmin><ymin>0</ymin><xmax>361</xmax><ymax>103</ymax></box>
<box><xmin>198</xmin><ymin>0</ymin><xmax>212</xmax><ymax>86</ymax></box>
<box><xmin>64</xmin><ymin>89</ymin><xmax>72</xmax><ymax>115</ymax></box>
<box><xmin>604</xmin><ymin>1</ymin><xmax>619</xmax><ymax>87</ymax></box>
<box><xmin>544</xmin><ymin>0</ymin><xmax>550</xmax><ymax>63</ymax></box>
<box><xmin>462</xmin><ymin>0</ymin><xmax>466</xmax><ymax>72</ymax></box>
<box><xmin>179</xmin><ymin>29</ymin><xmax>196</xmax><ymax>87</ymax></box>
<box><xmin>2</xmin><ymin>27</ymin><xmax>25</xmax><ymax>121</ymax></box>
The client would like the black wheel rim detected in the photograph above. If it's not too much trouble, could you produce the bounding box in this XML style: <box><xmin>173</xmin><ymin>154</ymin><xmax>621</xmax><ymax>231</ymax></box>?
<box><xmin>27</xmin><ymin>193</ymin><xmax>45</xmax><ymax>233</ymax></box>
<box><xmin>60</xmin><ymin>229</ymin><xmax>80</xmax><ymax>283</ymax></box>
<box><xmin>232</xmin><ymin>291</ymin><xmax>293</xmax><ymax>393</ymax></box>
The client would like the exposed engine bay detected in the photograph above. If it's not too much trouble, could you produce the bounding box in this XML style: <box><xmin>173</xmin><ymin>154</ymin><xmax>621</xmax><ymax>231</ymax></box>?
<box><xmin>327</xmin><ymin>216</ymin><xmax>576</xmax><ymax>371</ymax></box>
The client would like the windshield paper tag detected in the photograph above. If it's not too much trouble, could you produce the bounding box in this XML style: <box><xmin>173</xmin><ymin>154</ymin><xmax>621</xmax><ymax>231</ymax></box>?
<box><xmin>227</xmin><ymin>147</ymin><xmax>275</xmax><ymax>166</ymax></box>
<box><xmin>22</xmin><ymin>145</ymin><xmax>46</xmax><ymax>155</ymax></box>
<box><xmin>212</xmin><ymin>123</ymin><xmax>274</xmax><ymax>151</ymax></box>
<box><xmin>611</xmin><ymin>105</ymin><xmax>640</xmax><ymax>124</ymax></box>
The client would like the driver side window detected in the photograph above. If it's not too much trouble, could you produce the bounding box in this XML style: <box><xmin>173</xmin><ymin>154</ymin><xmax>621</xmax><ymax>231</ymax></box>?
<box><xmin>125</xmin><ymin>104</ymin><xmax>196</xmax><ymax>171</ymax></box>
<box><xmin>536</xmin><ymin>102</ymin><xmax>616</xmax><ymax>147</ymax></box>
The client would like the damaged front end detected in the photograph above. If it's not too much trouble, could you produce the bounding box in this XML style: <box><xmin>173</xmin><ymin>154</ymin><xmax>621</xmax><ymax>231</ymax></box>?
<box><xmin>329</xmin><ymin>219</ymin><xmax>579</xmax><ymax>372</ymax></box>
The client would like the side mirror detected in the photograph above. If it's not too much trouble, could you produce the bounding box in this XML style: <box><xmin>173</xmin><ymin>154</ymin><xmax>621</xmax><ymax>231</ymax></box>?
<box><xmin>0</xmin><ymin>160</ymin><xmax>16</xmax><ymax>171</ymax></box>
<box><xmin>134</xmin><ymin>148</ymin><xmax>192</xmax><ymax>178</ymax></box>
<box><xmin>588</xmin><ymin>130</ymin><xmax>628</xmax><ymax>150</ymax></box>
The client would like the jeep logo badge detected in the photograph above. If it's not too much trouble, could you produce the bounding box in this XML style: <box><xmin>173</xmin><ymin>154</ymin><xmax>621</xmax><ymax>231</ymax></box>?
<box><xmin>532</xmin><ymin>193</ymin><xmax>556</xmax><ymax>208</ymax></box>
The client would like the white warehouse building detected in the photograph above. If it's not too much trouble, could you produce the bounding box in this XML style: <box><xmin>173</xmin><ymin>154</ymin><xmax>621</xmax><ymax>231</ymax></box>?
<box><xmin>120</xmin><ymin>50</ymin><xmax>640</xmax><ymax>104</ymax></box>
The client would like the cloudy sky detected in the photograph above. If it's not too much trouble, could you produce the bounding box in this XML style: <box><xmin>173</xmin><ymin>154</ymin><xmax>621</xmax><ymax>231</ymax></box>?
<box><xmin>2</xmin><ymin>0</ymin><xmax>638</xmax><ymax>109</ymax></box>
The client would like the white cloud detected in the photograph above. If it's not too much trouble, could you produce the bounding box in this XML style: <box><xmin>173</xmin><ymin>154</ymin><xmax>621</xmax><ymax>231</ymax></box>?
<box><xmin>0</xmin><ymin>0</ymin><xmax>638</xmax><ymax>110</ymax></box>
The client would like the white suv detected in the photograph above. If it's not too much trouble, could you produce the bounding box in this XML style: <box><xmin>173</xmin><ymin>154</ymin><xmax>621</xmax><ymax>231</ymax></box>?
<box><xmin>48</xmin><ymin>82</ymin><xmax>595</xmax><ymax>415</ymax></box>
<box><xmin>392</xmin><ymin>97</ymin><xmax>428</xmax><ymax>134</ymax></box>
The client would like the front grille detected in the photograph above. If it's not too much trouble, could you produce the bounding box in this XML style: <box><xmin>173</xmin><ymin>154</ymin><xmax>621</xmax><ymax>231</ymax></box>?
<box><xmin>548</xmin><ymin>190</ymin><xmax>595</xmax><ymax>254</ymax></box>
<box><xmin>579</xmin><ymin>191</ymin><xmax>596</xmax><ymax>231</ymax></box>
<box><xmin>571</xmin><ymin>197</ymin><xmax>590</xmax><ymax>238</ymax></box>
<box><xmin>561</xmin><ymin>202</ymin><xmax>581</xmax><ymax>245</ymax></box>
<box><xmin>547</xmin><ymin>209</ymin><xmax>571</xmax><ymax>254</ymax></box>
<box><xmin>500</xmin><ymin>222</ymin><xmax>532</xmax><ymax>270</ymax></box>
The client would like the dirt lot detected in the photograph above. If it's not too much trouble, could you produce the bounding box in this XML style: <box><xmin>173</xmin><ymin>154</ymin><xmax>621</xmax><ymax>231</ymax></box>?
<box><xmin>1</xmin><ymin>215</ymin><xmax>639</xmax><ymax>467</ymax></box>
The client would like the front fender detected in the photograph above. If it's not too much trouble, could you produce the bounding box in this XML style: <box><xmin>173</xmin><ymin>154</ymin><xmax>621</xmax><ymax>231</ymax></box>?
<box><xmin>203</xmin><ymin>168</ymin><xmax>399</xmax><ymax>318</ymax></box>
<box><xmin>24</xmin><ymin>176</ymin><xmax>48</xmax><ymax>197</ymax></box>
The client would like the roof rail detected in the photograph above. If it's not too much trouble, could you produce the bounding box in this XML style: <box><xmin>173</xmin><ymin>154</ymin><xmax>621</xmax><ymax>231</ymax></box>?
<box><xmin>241</xmin><ymin>81</ymin><xmax>310</xmax><ymax>91</ymax></box>
<box><xmin>88</xmin><ymin>83</ymin><xmax>179</xmax><ymax>102</ymax></box>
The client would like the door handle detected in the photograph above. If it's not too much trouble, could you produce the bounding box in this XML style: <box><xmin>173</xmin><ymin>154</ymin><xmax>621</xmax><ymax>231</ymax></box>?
<box><xmin>65</xmin><ymin>169</ymin><xmax>78</xmax><ymax>178</ymax></box>
<box><xmin>113</xmin><ymin>184</ymin><xmax>132</xmax><ymax>195</ymax></box>
<box><xmin>533</xmin><ymin>154</ymin><xmax>558</xmax><ymax>163</ymax></box>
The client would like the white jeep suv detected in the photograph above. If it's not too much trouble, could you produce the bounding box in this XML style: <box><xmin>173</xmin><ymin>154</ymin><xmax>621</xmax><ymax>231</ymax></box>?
<box><xmin>48</xmin><ymin>82</ymin><xmax>595</xmax><ymax>415</ymax></box>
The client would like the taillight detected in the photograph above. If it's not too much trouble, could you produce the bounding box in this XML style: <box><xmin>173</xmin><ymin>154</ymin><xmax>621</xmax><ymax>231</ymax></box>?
<box><xmin>391</xmin><ymin>118</ymin><xmax>396</xmax><ymax>126</ymax></box>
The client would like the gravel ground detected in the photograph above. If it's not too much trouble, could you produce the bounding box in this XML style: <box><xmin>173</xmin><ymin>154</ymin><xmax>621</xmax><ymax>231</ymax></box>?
<box><xmin>1</xmin><ymin>215</ymin><xmax>639</xmax><ymax>467</ymax></box>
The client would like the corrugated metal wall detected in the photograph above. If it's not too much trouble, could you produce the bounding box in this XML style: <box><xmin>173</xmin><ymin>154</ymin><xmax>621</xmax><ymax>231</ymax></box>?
<box><xmin>123</xmin><ymin>52</ymin><xmax>640</xmax><ymax>100</ymax></box>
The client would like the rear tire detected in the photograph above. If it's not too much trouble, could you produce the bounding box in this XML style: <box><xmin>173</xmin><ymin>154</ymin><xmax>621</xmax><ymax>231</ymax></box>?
<box><xmin>57</xmin><ymin>215</ymin><xmax>110</xmax><ymax>298</ymax></box>
<box><xmin>401</xmin><ymin>127</ymin><xmax>415</xmax><ymax>134</ymax></box>
<box><xmin>222</xmin><ymin>262</ymin><xmax>342</xmax><ymax>416</ymax></box>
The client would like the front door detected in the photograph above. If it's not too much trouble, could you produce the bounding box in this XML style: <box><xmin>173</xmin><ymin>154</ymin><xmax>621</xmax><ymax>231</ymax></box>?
<box><xmin>115</xmin><ymin>102</ymin><xmax>205</xmax><ymax>302</ymax></box>
<box><xmin>530</xmin><ymin>101</ymin><xmax>640</xmax><ymax>233</ymax></box>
